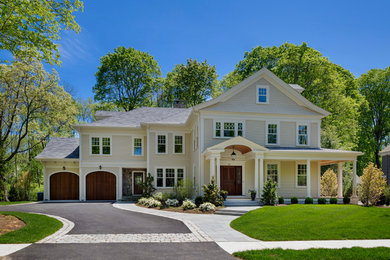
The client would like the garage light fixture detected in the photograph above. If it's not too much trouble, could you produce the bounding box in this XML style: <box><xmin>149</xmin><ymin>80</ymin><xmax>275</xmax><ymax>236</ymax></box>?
<box><xmin>99</xmin><ymin>165</ymin><xmax>102</xmax><ymax>170</ymax></box>
<box><xmin>63</xmin><ymin>166</ymin><xmax>66</xmax><ymax>170</ymax></box>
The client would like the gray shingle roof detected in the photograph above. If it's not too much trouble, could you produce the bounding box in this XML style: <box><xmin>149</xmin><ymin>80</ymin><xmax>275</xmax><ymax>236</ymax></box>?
<box><xmin>380</xmin><ymin>145</ymin><xmax>390</xmax><ymax>155</ymax></box>
<box><xmin>79</xmin><ymin>107</ymin><xmax>192</xmax><ymax>128</ymax></box>
<box><xmin>35</xmin><ymin>137</ymin><xmax>79</xmax><ymax>159</ymax></box>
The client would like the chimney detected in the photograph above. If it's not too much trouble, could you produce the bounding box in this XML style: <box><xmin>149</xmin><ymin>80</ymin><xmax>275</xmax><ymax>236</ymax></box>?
<box><xmin>173</xmin><ymin>100</ymin><xmax>187</xmax><ymax>108</ymax></box>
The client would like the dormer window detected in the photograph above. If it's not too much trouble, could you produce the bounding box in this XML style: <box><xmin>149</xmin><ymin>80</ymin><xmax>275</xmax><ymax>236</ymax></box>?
<box><xmin>256</xmin><ymin>85</ymin><xmax>269</xmax><ymax>104</ymax></box>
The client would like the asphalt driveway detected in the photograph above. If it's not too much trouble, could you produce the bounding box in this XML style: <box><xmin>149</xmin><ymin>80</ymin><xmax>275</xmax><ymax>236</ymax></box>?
<box><xmin>0</xmin><ymin>202</ymin><xmax>190</xmax><ymax>234</ymax></box>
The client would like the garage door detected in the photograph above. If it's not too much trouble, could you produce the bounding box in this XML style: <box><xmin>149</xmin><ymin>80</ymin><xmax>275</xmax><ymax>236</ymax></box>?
<box><xmin>50</xmin><ymin>172</ymin><xmax>79</xmax><ymax>200</ymax></box>
<box><xmin>86</xmin><ymin>171</ymin><xmax>116</xmax><ymax>200</ymax></box>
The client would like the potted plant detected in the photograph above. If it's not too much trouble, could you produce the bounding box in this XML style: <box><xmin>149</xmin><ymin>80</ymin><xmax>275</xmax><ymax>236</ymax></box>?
<box><xmin>220</xmin><ymin>190</ymin><xmax>228</xmax><ymax>201</ymax></box>
<box><xmin>248</xmin><ymin>189</ymin><xmax>257</xmax><ymax>201</ymax></box>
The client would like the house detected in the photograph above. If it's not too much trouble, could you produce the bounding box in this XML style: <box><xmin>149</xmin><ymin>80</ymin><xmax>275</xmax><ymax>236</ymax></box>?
<box><xmin>36</xmin><ymin>68</ymin><xmax>363</xmax><ymax>203</ymax></box>
<box><xmin>379</xmin><ymin>146</ymin><xmax>390</xmax><ymax>185</ymax></box>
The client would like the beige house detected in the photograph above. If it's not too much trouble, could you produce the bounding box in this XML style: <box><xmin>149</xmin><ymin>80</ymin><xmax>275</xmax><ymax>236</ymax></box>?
<box><xmin>36</xmin><ymin>68</ymin><xmax>362</xmax><ymax>202</ymax></box>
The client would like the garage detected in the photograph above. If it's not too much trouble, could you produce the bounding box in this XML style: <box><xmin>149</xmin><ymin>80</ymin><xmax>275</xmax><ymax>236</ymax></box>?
<box><xmin>50</xmin><ymin>172</ymin><xmax>79</xmax><ymax>200</ymax></box>
<box><xmin>86</xmin><ymin>171</ymin><xmax>116</xmax><ymax>200</ymax></box>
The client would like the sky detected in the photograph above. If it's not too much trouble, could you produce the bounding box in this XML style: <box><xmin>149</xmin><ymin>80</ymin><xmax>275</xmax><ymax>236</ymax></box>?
<box><xmin>53</xmin><ymin>0</ymin><xmax>390</xmax><ymax>99</ymax></box>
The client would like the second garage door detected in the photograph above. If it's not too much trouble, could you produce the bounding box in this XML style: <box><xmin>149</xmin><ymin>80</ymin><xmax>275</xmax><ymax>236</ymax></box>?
<box><xmin>50</xmin><ymin>172</ymin><xmax>79</xmax><ymax>200</ymax></box>
<box><xmin>86</xmin><ymin>171</ymin><xmax>116</xmax><ymax>200</ymax></box>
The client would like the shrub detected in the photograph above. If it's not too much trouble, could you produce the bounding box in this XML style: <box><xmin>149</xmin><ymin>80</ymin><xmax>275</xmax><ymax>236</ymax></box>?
<box><xmin>384</xmin><ymin>186</ymin><xmax>390</xmax><ymax>206</ymax></box>
<box><xmin>202</xmin><ymin>177</ymin><xmax>223</xmax><ymax>206</ymax></box>
<box><xmin>199</xmin><ymin>202</ymin><xmax>216</xmax><ymax>212</ymax></box>
<box><xmin>138</xmin><ymin>197</ymin><xmax>161</xmax><ymax>208</ymax></box>
<box><xmin>165</xmin><ymin>198</ymin><xmax>179</xmax><ymax>207</ymax></box>
<box><xmin>318</xmin><ymin>198</ymin><xmax>327</xmax><ymax>204</ymax></box>
<box><xmin>182</xmin><ymin>199</ymin><xmax>196</xmax><ymax>210</ymax></box>
<box><xmin>152</xmin><ymin>192</ymin><xmax>163</xmax><ymax>201</ymax></box>
<box><xmin>9</xmin><ymin>171</ymin><xmax>34</xmax><ymax>201</ymax></box>
<box><xmin>321</xmin><ymin>169</ymin><xmax>338</xmax><ymax>197</ymax></box>
<box><xmin>330</xmin><ymin>198</ymin><xmax>338</xmax><ymax>204</ymax></box>
<box><xmin>138</xmin><ymin>197</ymin><xmax>149</xmax><ymax>205</ymax></box>
<box><xmin>141</xmin><ymin>173</ymin><xmax>156</xmax><ymax>197</ymax></box>
<box><xmin>260</xmin><ymin>179</ymin><xmax>278</xmax><ymax>205</ymax></box>
<box><xmin>172</xmin><ymin>179</ymin><xmax>195</xmax><ymax>202</ymax></box>
<box><xmin>162</xmin><ymin>192</ymin><xmax>174</xmax><ymax>201</ymax></box>
<box><xmin>358</xmin><ymin>163</ymin><xmax>387</xmax><ymax>206</ymax></box>
<box><xmin>195</xmin><ymin>196</ymin><xmax>203</xmax><ymax>207</ymax></box>
<box><xmin>278</xmin><ymin>197</ymin><xmax>284</xmax><ymax>204</ymax></box>
<box><xmin>343</xmin><ymin>197</ymin><xmax>350</xmax><ymax>204</ymax></box>
<box><xmin>290</xmin><ymin>197</ymin><xmax>298</xmax><ymax>204</ymax></box>
<box><xmin>305</xmin><ymin>197</ymin><xmax>313</xmax><ymax>204</ymax></box>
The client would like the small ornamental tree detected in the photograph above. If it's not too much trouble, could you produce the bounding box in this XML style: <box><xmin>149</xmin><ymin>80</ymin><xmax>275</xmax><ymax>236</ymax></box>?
<box><xmin>321</xmin><ymin>169</ymin><xmax>338</xmax><ymax>197</ymax></box>
<box><xmin>202</xmin><ymin>177</ymin><xmax>223</xmax><ymax>206</ymax></box>
<box><xmin>141</xmin><ymin>173</ymin><xmax>156</xmax><ymax>198</ymax></box>
<box><xmin>358</xmin><ymin>163</ymin><xmax>386</xmax><ymax>206</ymax></box>
<box><xmin>260</xmin><ymin>179</ymin><xmax>278</xmax><ymax>205</ymax></box>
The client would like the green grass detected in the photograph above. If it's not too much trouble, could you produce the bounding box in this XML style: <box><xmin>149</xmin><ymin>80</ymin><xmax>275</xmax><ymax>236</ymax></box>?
<box><xmin>231</xmin><ymin>205</ymin><xmax>390</xmax><ymax>241</ymax></box>
<box><xmin>0</xmin><ymin>211</ymin><xmax>62</xmax><ymax>243</ymax></box>
<box><xmin>0</xmin><ymin>201</ymin><xmax>34</xmax><ymax>205</ymax></box>
<box><xmin>233</xmin><ymin>247</ymin><xmax>390</xmax><ymax>260</ymax></box>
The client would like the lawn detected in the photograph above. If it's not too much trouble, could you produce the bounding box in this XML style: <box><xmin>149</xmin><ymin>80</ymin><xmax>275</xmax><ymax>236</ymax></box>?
<box><xmin>234</xmin><ymin>247</ymin><xmax>390</xmax><ymax>260</ymax></box>
<box><xmin>0</xmin><ymin>201</ymin><xmax>34</xmax><ymax>205</ymax></box>
<box><xmin>230</xmin><ymin>205</ymin><xmax>390</xmax><ymax>241</ymax></box>
<box><xmin>0</xmin><ymin>211</ymin><xmax>62</xmax><ymax>243</ymax></box>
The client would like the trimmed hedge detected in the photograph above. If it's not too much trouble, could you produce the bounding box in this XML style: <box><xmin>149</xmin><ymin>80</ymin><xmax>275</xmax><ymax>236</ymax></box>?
<box><xmin>305</xmin><ymin>197</ymin><xmax>313</xmax><ymax>204</ymax></box>
<box><xmin>290</xmin><ymin>197</ymin><xmax>298</xmax><ymax>204</ymax></box>
<box><xmin>330</xmin><ymin>198</ymin><xmax>338</xmax><ymax>204</ymax></box>
<box><xmin>318</xmin><ymin>198</ymin><xmax>327</xmax><ymax>204</ymax></box>
<box><xmin>343</xmin><ymin>197</ymin><xmax>350</xmax><ymax>204</ymax></box>
<box><xmin>278</xmin><ymin>197</ymin><xmax>285</xmax><ymax>204</ymax></box>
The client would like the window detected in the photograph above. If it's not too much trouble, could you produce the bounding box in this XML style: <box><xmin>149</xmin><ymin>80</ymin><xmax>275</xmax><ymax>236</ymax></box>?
<box><xmin>91</xmin><ymin>136</ymin><xmax>111</xmax><ymax>155</ymax></box>
<box><xmin>267</xmin><ymin>163</ymin><xmax>279</xmax><ymax>185</ymax></box>
<box><xmin>177</xmin><ymin>168</ymin><xmax>184</xmax><ymax>186</ymax></box>
<box><xmin>256</xmin><ymin>85</ymin><xmax>269</xmax><ymax>104</ymax></box>
<box><xmin>133</xmin><ymin>137</ymin><xmax>143</xmax><ymax>156</ymax></box>
<box><xmin>214</xmin><ymin>121</ymin><xmax>245</xmax><ymax>138</ymax></box>
<box><xmin>297</xmin><ymin>164</ymin><xmax>307</xmax><ymax>187</ymax></box>
<box><xmin>166</xmin><ymin>168</ymin><xmax>175</xmax><ymax>187</ymax></box>
<box><xmin>157</xmin><ymin>134</ymin><xmax>167</xmax><ymax>154</ymax></box>
<box><xmin>267</xmin><ymin>123</ymin><xmax>278</xmax><ymax>145</ymax></box>
<box><xmin>174</xmin><ymin>135</ymin><xmax>184</xmax><ymax>154</ymax></box>
<box><xmin>91</xmin><ymin>137</ymin><xmax>100</xmax><ymax>155</ymax></box>
<box><xmin>297</xmin><ymin>124</ymin><xmax>308</xmax><ymax>145</ymax></box>
<box><xmin>156</xmin><ymin>168</ymin><xmax>163</xmax><ymax>187</ymax></box>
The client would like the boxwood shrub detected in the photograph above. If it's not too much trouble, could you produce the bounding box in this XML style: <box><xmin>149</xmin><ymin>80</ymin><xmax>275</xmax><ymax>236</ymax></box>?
<box><xmin>290</xmin><ymin>197</ymin><xmax>298</xmax><ymax>204</ymax></box>
<box><xmin>278</xmin><ymin>197</ymin><xmax>284</xmax><ymax>204</ymax></box>
<box><xmin>343</xmin><ymin>197</ymin><xmax>350</xmax><ymax>204</ymax></box>
<box><xmin>330</xmin><ymin>198</ymin><xmax>338</xmax><ymax>204</ymax></box>
<box><xmin>317</xmin><ymin>198</ymin><xmax>327</xmax><ymax>204</ymax></box>
<box><xmin>305</xmin><ymin>197</ymin><xmax>313</xmax><ymax>204</ymax></box>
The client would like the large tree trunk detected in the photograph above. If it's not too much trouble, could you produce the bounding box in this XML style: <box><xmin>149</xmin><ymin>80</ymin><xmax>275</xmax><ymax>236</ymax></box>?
<box><xmin>0</xmin><ymin>163</ymin><xmax>9</xmax><ymax>202</ymax></box>
<box><xmin>375</xmin><ymin>149</ymin><xmax>381</xmax><ymax>169</ymax></box>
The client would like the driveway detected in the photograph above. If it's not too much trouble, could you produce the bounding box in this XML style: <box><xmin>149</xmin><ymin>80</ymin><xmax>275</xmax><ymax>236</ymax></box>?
<box><xmin>0</xmin><ymin>202</ymin><xmax>234</xmax><ymax>259</ymax></box>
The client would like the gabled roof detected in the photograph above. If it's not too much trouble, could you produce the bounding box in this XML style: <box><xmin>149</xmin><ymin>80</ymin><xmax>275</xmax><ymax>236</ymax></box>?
<box><xmin>193</xmin><ymin>68</ymin><xmax>330</xmax><ymax>117</ymax></box>
<box><xmin>74</xmin><ymin>107</ymin><xmax>192</xmax><ymax>128</ymax></box>
<box><xmin>35</xmin><ymin>137</ymin><xmax>79</xmax><ymax>160</ymax></box>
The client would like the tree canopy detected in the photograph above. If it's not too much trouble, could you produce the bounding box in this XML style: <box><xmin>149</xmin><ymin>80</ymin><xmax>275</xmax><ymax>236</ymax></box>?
<box><xmin>0</xmin><ymin>0</ymin><xmax>83</xmax><ymax>65</ymax></box>
<box><xmin>93</xmin><ymin>47</ymin><xmax>161</xmax><ymax>111</ymax></box>
<box><xmin>159</xmin><ymin>59</ymin><xmax>220</xmax><ymax>107</ymax></box>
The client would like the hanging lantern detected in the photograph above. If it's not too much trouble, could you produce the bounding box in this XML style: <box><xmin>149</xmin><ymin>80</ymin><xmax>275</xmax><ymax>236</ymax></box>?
<box><xmin>231</xmin><ymin>146</ymin><xmax>236</xmax><ymax>161</ymax></box>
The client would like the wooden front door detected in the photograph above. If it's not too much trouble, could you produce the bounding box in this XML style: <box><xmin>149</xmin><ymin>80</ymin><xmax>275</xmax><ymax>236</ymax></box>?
<box><xmin>50</xmin><ymin>172</ymin><xmax>79</xmax><ymax>200</ymax></box>
<box><xmin>133</xmin><ymin>172</ymin><xmax>143</xmax><ymax>195</ymax></box>
<box><xmin>220</xmin><ymin>166</ymin><xmax>242</xmax><ymax>195</ymax></box>
<box><xmin>86</xmin><ymin>171</ymin><xmax>116</xmax><ymax>200</ymax></box>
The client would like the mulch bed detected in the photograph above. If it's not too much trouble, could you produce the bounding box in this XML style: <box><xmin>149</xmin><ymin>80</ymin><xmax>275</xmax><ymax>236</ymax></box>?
<box><xmin>136</xmin><ymin>203</ymin><xmax>220</xmax><ymax>214</ymax></box>
<box><xmin>0</xmin><ymin>214</ymin><xmax>25</xmax><ymax>236</ymax></box>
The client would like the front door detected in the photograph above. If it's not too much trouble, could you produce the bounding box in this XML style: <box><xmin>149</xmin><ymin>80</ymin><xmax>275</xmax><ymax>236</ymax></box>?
<box><xmin>220</xmin><ymin>166</ymin><xmax>242</xmax><ymax>195</ymax></box>
<box><xmin>133</xmin><ymin>172</ymin><xmax>144</xmax><ymax>195</ymax></box>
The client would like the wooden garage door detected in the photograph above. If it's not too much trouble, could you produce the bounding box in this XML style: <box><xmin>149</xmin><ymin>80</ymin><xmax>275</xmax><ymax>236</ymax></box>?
<box><xmin>86</xmin><ymin>171</ymin><xmax>116</xmax><ymax>200</ymax></box>
<box><xmin>50</xmin><ymin>172</ymin><xmax>79</xmax><ymax>200</ymax></box>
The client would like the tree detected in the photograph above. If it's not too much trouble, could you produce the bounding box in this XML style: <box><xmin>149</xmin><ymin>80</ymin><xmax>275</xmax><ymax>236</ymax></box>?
<box><xmin>260</xmin><ymin>179</ymin><xmax>278</xmax><ymax>205</ymax></box>
<box><xmin>160</xmin><ymin>59</ymin><xmax>220</xmax><ymax>107</ymax></box>
<box><xmin>0</xmin><ymin>60</ymin><xmax>77</xmax><ymax>201</ymax></box>
<box><xmin>0</xmin><ymin>0</ymin><xmax>83</xmax><ymax>65</ymax></box>
<box><xmin>93</xmin><ymin>47</ymin><xmax>161</xmax><ymax>111</ymax></box>
<box><xmin>202</xmin><ymin>177</ymin><xmax>223</xmax><ymax>206</ymax></box>
<box><xmin>357</xmin><ymin>67</ymin><xmax>390</xmax><ymax>169</ymax></box>
<box><xmin>141</xmin><ymin>173</ymin><xmax>156</xmax><ymax>198</ymax></box>
<box><xmin>320</xmin><ymin>169</ymin><xmax>338</xmax><ymax>197</ymax></box>
<box><xmin>358</xmin><ymin>163</ymin><xmax>386</xmax><ymax>206</ymax></box>
<box><xmin>224</xmin><ymin>42</ymin><xmax>362</xmax><ymax>151</ymax></box>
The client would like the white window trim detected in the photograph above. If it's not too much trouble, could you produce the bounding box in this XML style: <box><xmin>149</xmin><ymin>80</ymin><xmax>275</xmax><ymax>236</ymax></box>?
<box><xmin>155</xmin><ymin>167</ymin><xmax>186</xmax><ymax>188</ymax></box>
<box><xmin>155</xmin><ymin>133</ymin><xmax>168</xmax><ymax>154</ymax></box>
<box><xmin>89</xmin><ymin>136</ymin><xmax>112</xmax><ymax>156</ymax></box>
<box><xmin>213</xmin><ymin>120</ymin><xmax>245</xmax><ymax>139</ymax></box>
<box><xmin>295</xmin><ymin>161</ymin><xmax>308</xmax><ymax>188</ymax></box>
<box><xmin>173</xmin><ymin>134</ymin><xmax>185</xmax><ymax>155</ymax></box>
<box><xmin>266</xmin><ymin>161</ymin><xmax>281</xmax><ymax>188</ymax></box>
<box><xmin>256</xmin><ymin>85</ymin><xmax>269</xmax><ymax>104</ymax></box>
<box><xmin>132</xmin><ymin>136</ymin><xmax>144</xmax><ymax>156</ymax></box>
<box><xmin>265</xmin><ymin>121</ymin><xmax>280</xmax><ymax>146</ymax></box>
<box><xmin>296</xmin><ymin>123</ymin><xmax>310</xmax><ymax>146</ymax></box>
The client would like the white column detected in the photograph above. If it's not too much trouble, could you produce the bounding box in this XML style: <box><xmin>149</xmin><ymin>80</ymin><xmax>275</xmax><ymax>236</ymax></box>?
<box><xmin>337</xmin><ymin>163</ymin><xmax>343</xmax><ymax>199</ymax></box>
<box><xmin>259</xmin><ymin>158</ymin><xmax>264</xmax><ymax>197</ymax></box>
<box><xmin>307</xmin><ymin>159</ymin><xmax>311</xmax><ymax>197</ymax></box>
<box><xmin>216</xmin><ymin>156</ymin><xmax>221</xmax><ymax>186</ymax></box>
<box><xmin>351</xmin><ymin>160</ymin><xmax>358</xmax><ymax>204</ymax></box>
<box><xmin>119</xmin><ymin>167</ymin><xmax>123</xmax><ymax>200</ymax></box>
<box><xmin>210</xmin><ymin>156</ymin><xmax>216</xmax><ymax>182</ymax></box>
<box><xmin>43</xmin><ymin>167</ymin><xmax>48</xmax><ymax>200</ymax></box>
<box><xmin>254</xmin><ymin>157</ymin><xmax>259</xmax><ymax>197</ymax></box>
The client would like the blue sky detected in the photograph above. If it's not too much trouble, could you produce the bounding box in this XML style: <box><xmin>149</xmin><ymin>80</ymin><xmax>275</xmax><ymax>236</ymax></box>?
<box><xmin>54</xmin><ymin>0</ymin><xmax>390</xmax><ymax>99</ymax></box>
